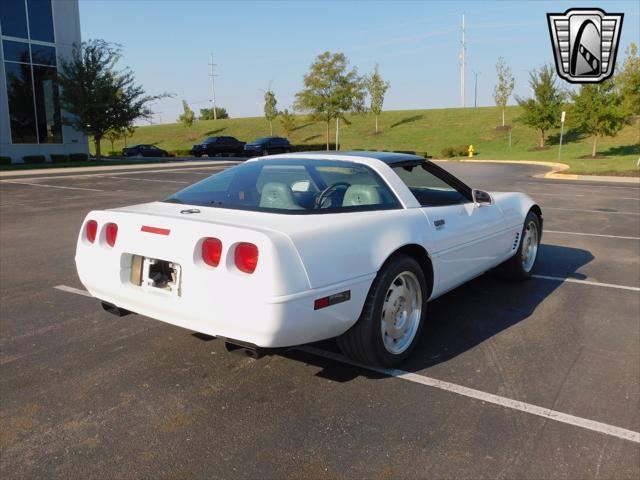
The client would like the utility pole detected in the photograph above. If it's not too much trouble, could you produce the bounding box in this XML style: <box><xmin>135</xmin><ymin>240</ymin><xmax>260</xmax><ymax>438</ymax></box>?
<box><xmin>209</xmin><ymin>53</ymin><xmax>218</xmax><ymax>120</ymax></box>
<box><xmin>460</xmin><ymin>13</ymin><xmax>466</xmax><ymax>108</ymax></box>
<box><xmin>472</xmin><ymin>70</ymin><xmax>480</xmax><ymax>108</ymax></box>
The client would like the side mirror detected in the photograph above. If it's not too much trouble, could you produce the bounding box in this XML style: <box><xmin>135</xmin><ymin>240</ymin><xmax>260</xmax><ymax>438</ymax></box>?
<box><xmin>472</xmin><ymin>189</ymin><xmax>493</xmax><ymax>206</ymax></box>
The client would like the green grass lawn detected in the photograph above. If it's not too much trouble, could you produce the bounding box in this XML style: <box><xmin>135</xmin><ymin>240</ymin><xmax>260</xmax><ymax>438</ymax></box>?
<box><xmin>97</xmin><ymin>105</ymin><xmax>639</xmax><ymax>175</ymax></box>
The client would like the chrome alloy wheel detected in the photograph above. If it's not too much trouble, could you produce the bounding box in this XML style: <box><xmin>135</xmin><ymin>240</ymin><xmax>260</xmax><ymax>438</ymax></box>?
<box><xmin>381</xmin><ymin>271</ymin><xmax>422</xmax><ymax>355</ymax></box>
<box><xmin>521</xmin><ymin>220</ymin><xmax>539</xmax><ymax>273</ymax></box>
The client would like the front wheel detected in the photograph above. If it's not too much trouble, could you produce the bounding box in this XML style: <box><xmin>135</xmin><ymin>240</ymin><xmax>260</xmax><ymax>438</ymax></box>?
<box><xmin>497</xmin><ymin>210</ymin><xmax>541</xmax><ymax>280</ymax></box>
<box><xmin>337</xmin><ymin>254</ymin><xmax>427</xmax><ymax>367</ymax></box>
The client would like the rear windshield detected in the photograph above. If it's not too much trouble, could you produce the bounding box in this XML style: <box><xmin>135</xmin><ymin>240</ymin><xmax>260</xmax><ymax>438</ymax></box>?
<box><xmin>163</xmin><ymin>159</ymin><xmax>401</xmax><ymax>214</ymax></box>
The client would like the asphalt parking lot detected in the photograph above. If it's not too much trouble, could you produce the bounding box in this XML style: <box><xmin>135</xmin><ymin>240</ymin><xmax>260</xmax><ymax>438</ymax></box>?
<box><xmin>1</xmin><ymin>160</ymin><xmax>638</xmax><ymax>479</ymax></box>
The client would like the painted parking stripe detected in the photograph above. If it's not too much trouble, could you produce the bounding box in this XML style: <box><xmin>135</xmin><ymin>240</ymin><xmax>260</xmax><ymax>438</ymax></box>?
<box><xmin>527</xmin><ymin>192</ymin><xmax>640</xmax><ymax>201</ymax></box>
<box><xmin>298</xmin><ymin>346</ymin><xmax>640</xmax><ymax>444</ymax></box>
<box><xmin>518</xmin><ymin>181</ymin><xmax>640</xmax><ymax>191</ymax></box>
<box><xmin>545</xmin><ymin>207</ymin><xmax>640</xmax><ymax>216</ymax></box>
<box><xmin>0</xmin><ymin>181</ymin><xmax>104</xmax><ymax>192</ymax></box>
<box><xmin>532</xmin><ymin>274</ymin><xmax>640</xmax><ymax>292</ymax></box>
<box><xmin>53</xmin><ymin>284</ymin><xmax>640</xmax><ymax>444</ymax></box>
<box><xmin>545</xmin><ymin>230</ymin><xmax>640</xmax><ymax>240</ymax></box>
<box><xmin>96</xmin><ymin>176</ymin><xmax>190</xmax><ymax>184</ymax></box>
<box><xmin>54</xmin><ymin>285</ymin><xmax>94</xmax><ymax>297</ymax></box>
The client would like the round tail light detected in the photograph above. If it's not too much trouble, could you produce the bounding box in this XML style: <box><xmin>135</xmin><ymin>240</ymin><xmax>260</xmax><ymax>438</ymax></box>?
<box><xmin>235</xmin><ymin>242</ymin><xmax>259</xmax><ymax>274</ymax></box>
<box><xmin>202</xmin><ymin>237</ymin><xmax>222</xmax><ymax>267</ymax></box>
<box><xmin>105</xmin><ymin>223</ymin><xmax>118</xmax><ymax>247</ymax></box>
<box><xmin>86</xmin><ymin>220</ymin><xmax>97</xmax><ymax>243</ymax></box>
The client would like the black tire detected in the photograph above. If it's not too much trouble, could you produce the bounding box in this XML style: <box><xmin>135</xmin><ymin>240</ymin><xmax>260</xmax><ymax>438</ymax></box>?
<box><xmin>496</xmin><ymin>210</ymin><xmax>541</xmax><ymax>280</ymax></box>
<box><xmin>337</xmin><ymin>254</ymin><xmax>427</xmax><ymax>367</ymax></box>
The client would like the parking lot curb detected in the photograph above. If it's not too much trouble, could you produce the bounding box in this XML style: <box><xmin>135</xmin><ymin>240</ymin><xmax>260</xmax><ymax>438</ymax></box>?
<box><xmin>449</xmin><ymin>159</ymin><xmax>640</xmax><ymax>184</ymax></box>
<box><xmin>0</xmin><ymin>160</ymin><xmax>241</xmax><ymax>178</ymax></box>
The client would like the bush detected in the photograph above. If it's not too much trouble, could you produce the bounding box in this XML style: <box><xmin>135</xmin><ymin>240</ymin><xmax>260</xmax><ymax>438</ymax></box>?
<box><xmin>69</xmin><ymin>153</ymin><xmax>89</xmax><ymax>162</ymax></box>
<box><xmin>440</xmin><ymin>145</ymin><xmax>470</xmax><ymax>158</ymax></box>
<box><xmin>23</xmin><ymin>155</ymin><xmax>46</xmax><ymax>164</ymax></box>
<box><xmin>0</xmin><ymin>156</ymin><xmax>11</xmax><ymax>165</ymax></box>
<box><xmin>50</xmin><ymin>154</ymin><xmax>69</xmax><ymax>163</ymax></box>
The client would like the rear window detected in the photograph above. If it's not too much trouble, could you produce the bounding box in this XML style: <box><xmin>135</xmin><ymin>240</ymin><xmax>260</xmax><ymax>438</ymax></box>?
<box><xmin>164</xmin><ymin>159</ymin><xmax>401</xmax><ymax>214</ymax></box>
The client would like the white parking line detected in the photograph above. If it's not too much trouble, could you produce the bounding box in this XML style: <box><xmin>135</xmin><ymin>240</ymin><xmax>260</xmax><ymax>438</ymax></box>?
<box><xmin>54</xmin><ymin>284</ymin><xmax>640</xmax><ymax>444</ymax></box>
<box><xmin>518</xmin><ymin>181</ymin><xmax>640</xmax><ymax>191</ymax></box>
<box><xmin>54</xmin><ymin>285</ymin><xmax>94</xmax><ymax>297</ymax></box>
<box><xmin>298</xmin><ymin>347</ymin><xmax>640</xmax><ymax>444</ymax></box>
<box><xmin>96</xmin><ymin>176</ymin><xmax>189</xmax><ymax>184</ymax></box>
<box><xmin>527</xmin><ymin>192</ymin><xmax>640</xmax><ymax>201</ymax></box>
<box><xmin>0</xmin><ymin>181</ymin><xmax>105</xmax><ymax>192</ymax></box>
<box><xmin>545</xmin><ymin>207</ymin><xmax>640</xmax><ymax>216</ymax></box>
<box><xmin>545</xmin><ymin>230</ymin><xmax>640</xmax><ymax>240</ymax></box>
<box><xmin>532</xmin><ymin>274</ymin><xmax>640</xmax><ymax>292</ymax></box>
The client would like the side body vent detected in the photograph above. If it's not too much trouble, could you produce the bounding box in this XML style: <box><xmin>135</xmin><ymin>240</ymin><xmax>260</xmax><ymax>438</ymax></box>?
<box><xmin>512</xmin><ymin>232</ymin><xmax>520</xmax><ymax>251</ymax></box>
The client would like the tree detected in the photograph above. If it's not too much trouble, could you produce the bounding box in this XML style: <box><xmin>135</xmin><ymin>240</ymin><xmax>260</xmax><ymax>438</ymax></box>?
<box><xmin>571</xmin><ymin>80</ymin><xmax>628</xmax><ymax>157</ymax></box>
<box><xmin>199</xmin><ymin>107</ymin><xmax>229</xmax><ymax>120</ymax></box>
<box><xmin>493</xmin><ymin>57</ymin><xmax>515</xmax><ymax>127</ymax></box>
<box><xmin>105</xmin><ymin>127</ymin><xmax>123</xmax><ymax>154</ymax></box>
<box><xmin>516</xmin><ymin>64</ymin><xmax>565</xmax><ymax>147</ymax></box>
<box><xmin>58</xmin><ymin>39</ymin><xmax>169</xmax><ymax>160</ymax></box>
<box><xmin>122</xmin><ymin>125</ymin><xmax>136</xmax><ymax>147</ymax></box>
<box><xmin>365</xmin><ymin>63</ymin><xmax>390</xmax><ymax>134</ymax></box>
<box><xmin>279</xmin><ymin>108</ymin><xmax>296</xmax><ymax>138</ymax></box>
<box><xmin>616</xmin><ymin>43</ymin><xmax>640</xmax><ymax>116</ymax></box>
<box><xmin>295</xmin><ymin>52</ymin><xmax>365</xmax><ymax>149</ymax></box>
<box><xmin>264</xmin><ymin>89</ymin><xmax>278</xmax><ymax>135</ymax></box>
<box><xmin>179</xmin><ymin>100</ymin><xmax>195</xmax><ymax>128</ymax></box>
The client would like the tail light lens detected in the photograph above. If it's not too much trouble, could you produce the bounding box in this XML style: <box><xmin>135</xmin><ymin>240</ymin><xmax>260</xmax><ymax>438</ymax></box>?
<box><xmin>86</xmin><ymin>220</ymin><xmax>97</xmax><ymax>243</ymax></box>
<box><xmin>235</xmin><ymin>242</ymin><xmax>259</xmax><ymax>274</ymax></box>
<box><xmin>105</xmin><ymin>222</ymin><xmax>118</xmax><ymax>247</ymax></box>
<box><xmin>202</xmin><ymin>237</ymin><xmax>222</xmax><ymax>267</ymax></box>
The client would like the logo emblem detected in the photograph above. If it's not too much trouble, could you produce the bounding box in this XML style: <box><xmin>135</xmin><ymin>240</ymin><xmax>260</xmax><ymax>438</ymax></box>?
<box><xmin>180</xmin><ymin>208</ymin><xmax>200</xmax><ymax>214</ymax></box>
<box><xmin>547</xmin><ymin>8</ymin><xmax>623</xmax><ymax>83</ymax></box>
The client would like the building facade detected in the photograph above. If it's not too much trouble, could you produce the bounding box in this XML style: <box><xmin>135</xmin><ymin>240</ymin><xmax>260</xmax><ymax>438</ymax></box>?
<box><xmin>0</xmin><ymin>0</ymin><xmax>87</xmax><ymax>162</ymax></box>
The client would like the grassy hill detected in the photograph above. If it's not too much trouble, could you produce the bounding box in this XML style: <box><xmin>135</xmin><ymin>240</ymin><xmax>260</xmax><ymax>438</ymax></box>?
<box><xmin>99</xmin><ymin>106</ymin><xmax>639</xmax><ymax>175</ymax></box>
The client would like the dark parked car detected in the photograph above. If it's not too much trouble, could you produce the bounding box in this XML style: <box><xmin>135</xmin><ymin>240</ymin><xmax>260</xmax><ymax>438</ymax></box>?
<box><xmin>122</xmin><ymin>144</ymin><xmax>169</xmax><ymax>157</ymax></box>
<box><xmin>244</xmin><ymin>137</ymin><xmax>292</xmax><ymax>156</ymax></box>
<box><xmin>190</xmin><ymin>136</ymin><xmax>245</xmax><ymax>157</ymax></box>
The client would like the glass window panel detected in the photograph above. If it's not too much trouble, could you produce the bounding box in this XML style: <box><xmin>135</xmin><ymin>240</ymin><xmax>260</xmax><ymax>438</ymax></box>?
<box><xmin>33</xmin><ymin>65</ymin><xmax>62</xmax><ymax>143</ymax></box>
<box><xmin>4</xmin><ymin>61</ymin><xmax>38</xmax><ymax>143</ymax></box>
<box><xmin>30</xmin><ymin>44</ymin><xmax>55</xmax><ymax>65</ymax></box>
<box><xmin>2</xmin><ymin>39</ymin><xmax>30</xmax><ymax>63</ymax></box>
<box><xmin>0</xmin><ymin>0</ymin><xmax>29</xmax><ymax>39</ymax></box>
<box><xmin>26</xmin><ymin>0</ymin><xmax>54</xmax><ymax>42</ymax></box>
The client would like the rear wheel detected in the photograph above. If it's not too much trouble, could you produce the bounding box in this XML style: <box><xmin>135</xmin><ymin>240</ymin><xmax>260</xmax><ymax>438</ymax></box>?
<box><xmin>497</xmin><ymin>210</ymin><xmax>541</xmax><ymax>279</ymax></box>
<box><xmin>337</xmin><ymin>254</ymin><xmax>427</xmax><ymax>367</ymax></box>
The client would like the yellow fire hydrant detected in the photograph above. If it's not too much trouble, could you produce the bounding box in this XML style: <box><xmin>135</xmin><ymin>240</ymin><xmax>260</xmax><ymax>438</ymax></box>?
<box><xmin>468</xmin><ymin>144</ymin><xmax>475</xmax><ymax>158</ymax></box>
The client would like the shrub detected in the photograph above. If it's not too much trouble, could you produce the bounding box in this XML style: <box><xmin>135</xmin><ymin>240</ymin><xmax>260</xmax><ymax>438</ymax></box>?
<box><xmin>23</xmin><ymin>155</ymin><xmax>47</xmax><ymax>164</ymax></box>
<box><xmin>0</xmin><ymin>156</ymin><xmax>11</xmax><ymax>165</ymax></box>
<box><xmin>69</xmin><ymin>153</ymin><xmax>89</xmax><ymax>162</ymax></box>
<box><xmin>50</xmin><ymin>154</ymin><xmax>69</xmax><ymax>163</ymax></box>
<box><xmin>440</xmin><ymin>145</ymin><xmax>469</xmax><ymax>158</ymax></box>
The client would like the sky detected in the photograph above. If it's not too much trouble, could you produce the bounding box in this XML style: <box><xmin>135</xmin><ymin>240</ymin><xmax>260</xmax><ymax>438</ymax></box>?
<box><xmin>78</xmin><ymin>0</ymin><xmax>640</xmax><ymax>124</ymax></box>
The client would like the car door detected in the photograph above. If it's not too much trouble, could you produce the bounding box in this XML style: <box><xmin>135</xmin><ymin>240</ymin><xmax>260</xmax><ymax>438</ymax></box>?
<box><xmin>393</xmin><ymin>162</ymin><xmax>512</xmax><ymax>296</ymax></box>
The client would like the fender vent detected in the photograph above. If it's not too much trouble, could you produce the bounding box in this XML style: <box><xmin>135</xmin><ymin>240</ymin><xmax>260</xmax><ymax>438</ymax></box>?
<box><xmin>512</xmin><ymin>232</ymin><xmax>520</xmax><ymax>250</ymax></box>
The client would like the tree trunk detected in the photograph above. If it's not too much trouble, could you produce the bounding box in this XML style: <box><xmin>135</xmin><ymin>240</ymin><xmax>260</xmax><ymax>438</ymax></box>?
<box><xmin>94</xmin><ymin>135</ymin><xmax>102</xmax><ymax>160</ymax></box>
<box><xmin>539</xmin><ymin>130</ymin><xmax>545</xmax><ymax>148</ymax></box>
<box><xmin>592</xmin><ymin>136</ymin><xmax>597</xmax><ymax>157</ymax></box>
<box><xmin>375</xmin><ymin>114</ymin><xmax>379</xmax><ymax>134</ymax></box>
<box><xmin>269</xmin><ymin>121</ymin><xmax>273</xmax><ymax>136</ymax></box>
<box><xmin>110</xmin><ymin>139</ymin><xmax>114</xmax><ymax>154</ymax></box>
<box><xmin>326</xmin><ymin>121</ymin><xmax>330</xmax><ymax>150</ymax></box>
<box><xmin>502</xmin><ymin>108</ymin><xmax>505</xmax><ymax>127</ymax></box>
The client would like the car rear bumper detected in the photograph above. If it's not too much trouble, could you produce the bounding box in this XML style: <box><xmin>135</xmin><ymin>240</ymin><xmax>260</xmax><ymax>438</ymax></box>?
<box><xmin>79</xmin><ymin>265</ymin><xmax>372</xmax><ymax>348</ymax></box>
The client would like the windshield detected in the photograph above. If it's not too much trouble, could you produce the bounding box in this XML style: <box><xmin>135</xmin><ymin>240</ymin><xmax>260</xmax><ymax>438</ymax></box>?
<box><xmin>163</xmin><ymin>159</ymin><xmax>401</xmax><ymax>214</ymax></box>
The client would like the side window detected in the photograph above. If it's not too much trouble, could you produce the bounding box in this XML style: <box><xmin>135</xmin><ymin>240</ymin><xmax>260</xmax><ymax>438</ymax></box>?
<box><xmin>394</xmin><ymin>164</ymin><xmax>469</xmax><ymax>207</ymax></box>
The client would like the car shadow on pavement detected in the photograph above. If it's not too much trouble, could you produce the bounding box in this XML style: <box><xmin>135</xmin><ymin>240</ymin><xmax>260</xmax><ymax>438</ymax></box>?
<box><xmin>283</xmin><ymin>243</ymin><xmax>594</xmax><ymax>381</ymax></box>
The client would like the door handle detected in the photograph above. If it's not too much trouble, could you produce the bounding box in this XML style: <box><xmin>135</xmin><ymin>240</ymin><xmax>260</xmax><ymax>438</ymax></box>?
<box><xmin>434</xmin><ymin>219</ymin><xmax>445</xmax><ymax>229</ymax></box>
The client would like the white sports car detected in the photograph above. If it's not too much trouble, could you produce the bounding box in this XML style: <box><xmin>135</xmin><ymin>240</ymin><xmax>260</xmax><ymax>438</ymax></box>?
<box><xmin>76</xmin><ymin>152</ymin><xmax>542</xmax><ymax>367</ymax></box>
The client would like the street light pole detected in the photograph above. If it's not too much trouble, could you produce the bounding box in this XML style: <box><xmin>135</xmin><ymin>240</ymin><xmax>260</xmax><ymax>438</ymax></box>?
<box><xmin>209</xmin><ymin>53</ymin><xmax>218</xmax><ymax>120</ymax></box>
<box><xmin>472</xmin><ymin>70</ymin><xmax>480</xmax><ymax>108</ymax></box>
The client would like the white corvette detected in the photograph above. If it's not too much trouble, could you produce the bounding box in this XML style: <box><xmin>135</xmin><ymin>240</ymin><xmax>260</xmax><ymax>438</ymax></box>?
<box><xmin>75</xmin><ymin>152</ymin><xmax>542</xmax><ymax>367</ymax></box>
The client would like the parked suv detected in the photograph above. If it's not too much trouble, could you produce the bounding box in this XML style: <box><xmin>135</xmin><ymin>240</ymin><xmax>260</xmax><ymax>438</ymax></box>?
<box><xmin>122</xmin><ymin>144</ymin><xmax>169</xmax><ymax>157</ymax></box>
<box><xmin>190</xmin><ymin>136</ymin><xmax>245</xmax><ymax>157</ymax></box>
<box><xmin>243</xmin><ymin>137</ymin><xmax>292</xmax><ymax>157</ymax></box>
